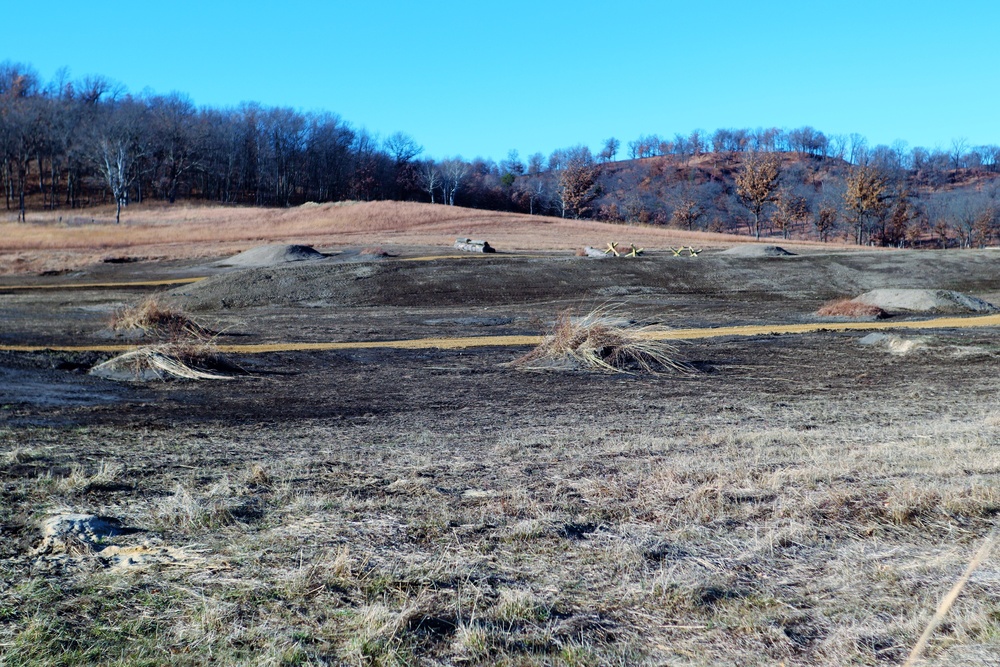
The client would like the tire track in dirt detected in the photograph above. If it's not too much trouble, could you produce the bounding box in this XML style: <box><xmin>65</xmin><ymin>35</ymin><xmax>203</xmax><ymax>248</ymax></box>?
<box><xmin>0</xmin><ymin>277</ymin><xmax>205</xmax><ymax>291</ymax></box>
<box><xmin>0</xmin><ymin>255</ymin><xmax>535</xmax><ymax>291</ymax></box>
<box><xmin>3</xmin><ymin>314</ymin><xmax>1000</xmax><ymax>354</ymax></box>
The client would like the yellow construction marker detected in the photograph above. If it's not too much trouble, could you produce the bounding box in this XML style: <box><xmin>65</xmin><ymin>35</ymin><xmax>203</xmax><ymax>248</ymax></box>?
<box><xmin>3</xmin><ymin>314</ymin><xmax>1000</xmax><ymax>354</ymax></box>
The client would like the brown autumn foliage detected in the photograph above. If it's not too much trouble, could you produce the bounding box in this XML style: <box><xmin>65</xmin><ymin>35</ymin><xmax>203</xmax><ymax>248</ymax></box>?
<box><xmin>844</xmin><ymin>165</ymin><xmax>891</xmax><ymax>244</ymax></box>
<box><xmin>735</xmin><ymin>153</ymin><xmax>781</xmax><ymax>239</ymax></box>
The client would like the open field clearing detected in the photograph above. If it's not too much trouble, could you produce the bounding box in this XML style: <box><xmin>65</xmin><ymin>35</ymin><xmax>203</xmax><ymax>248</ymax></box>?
<box><xmin>2</xmin><ymin>203</ymin><xmax>1000</xmax><ymax>665</ymax></box>
<box><xmin>0</xmin><ymin>201</ymin><xmax>852</xmax><ymax>276</ymax></box>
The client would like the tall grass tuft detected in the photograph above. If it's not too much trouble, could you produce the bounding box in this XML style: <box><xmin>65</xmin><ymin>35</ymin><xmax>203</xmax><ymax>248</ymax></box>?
<box><xmin>111</xmin><ymin>297</ymin><xmax>213</xmax><ymax>340</ymax></box>
<box><xmin>511</xmin><ymin>309</ymin><xmax>689</xmax><ymax>374</ymax></box>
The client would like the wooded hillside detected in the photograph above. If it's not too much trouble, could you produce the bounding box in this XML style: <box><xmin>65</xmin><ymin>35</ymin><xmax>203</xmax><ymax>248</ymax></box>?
<box><xmin>2</xmin><ymin>61</ymin><xmax>998</xmax><ymax>247</ymax></box>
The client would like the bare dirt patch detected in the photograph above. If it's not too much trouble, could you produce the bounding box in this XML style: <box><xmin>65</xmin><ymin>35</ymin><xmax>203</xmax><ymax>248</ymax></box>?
<box><xmin>719</xmin><ymin>244</ymin><xmax>795</xmax><ymax>257</ymax></box>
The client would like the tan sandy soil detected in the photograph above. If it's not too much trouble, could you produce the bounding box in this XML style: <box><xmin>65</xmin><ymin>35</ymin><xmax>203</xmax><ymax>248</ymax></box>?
<box><xmin>0</xmin><ymin>200</ymin><xmax>857</xmax><ymax>275</ymax></box>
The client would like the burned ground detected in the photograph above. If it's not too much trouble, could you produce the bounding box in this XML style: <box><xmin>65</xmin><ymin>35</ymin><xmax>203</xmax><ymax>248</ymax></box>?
<box><xmin>2</xmin><ymin>248</ymin><xmax>1000</xmax><ymax>665</ymax></box>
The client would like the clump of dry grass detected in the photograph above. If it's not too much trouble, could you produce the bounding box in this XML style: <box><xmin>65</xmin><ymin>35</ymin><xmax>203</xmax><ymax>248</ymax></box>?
<box><xmin>511</xmin><ymin>310</ymin><xmax>689</xmax><ymax>373</ymax></box>
<box><xmin>816</xmin><ymin>298</ymin><xmax>888</xmax><ymax>319</ymax></box>
<box><xmin>92</xmin><ymin>341</ymin><xmax>238</xmax><ymax>381</ymax></box>
<box><xmin>111</xmin><ymin>297</ymin><xmax>213</xmax><ymax>340</ymax></box>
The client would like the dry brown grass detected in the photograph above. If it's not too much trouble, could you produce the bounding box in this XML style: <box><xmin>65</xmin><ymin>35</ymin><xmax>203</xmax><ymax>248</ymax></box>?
<box><xmin>93</xmin><ymin>341</ymin><xmax>237</xmax><ymax>381</ymax></box>
<box><xmin>111</xmin><ymin>297</ymin><xmax>213</xmax><ymax>340</ymax></box>
<box><xmin>6</xmin><ymin>403</ymin><xmax>1000</xmax><ymax>665</ymax></box>
<box><xmin>816</xmin><ymin>298</ymin><xmax>889</xmax><ymax>319</ymax></box>
<box><xmin>0</xmin><ymin>201</ymin><xmax>855</xmax><ymax>275</ymax></box>
<box><xmin>512</xmin><ymin>310</ymin><xmax>690</xmax><ymax>373</ymax></box>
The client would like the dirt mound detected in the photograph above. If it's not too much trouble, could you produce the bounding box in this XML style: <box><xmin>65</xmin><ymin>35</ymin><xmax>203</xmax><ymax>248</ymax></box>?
<box><xmin>720</xmin><ymin>245</ymin><xmax>795</xmax><ymax>257</ymax></box>
<box><xmin>215</xmin><ymin>243</ymin><xmax>326</xmax><ymax>268</ymax></box>
<box><xmin>852</xmin><ymin>289</ymin><xmax>998</xmax><ymax>314</ymax></box>
<box><xmin>170</xmin><ymin>253</ymin><xmax>1000</xmax><ymax>312</ymax></box>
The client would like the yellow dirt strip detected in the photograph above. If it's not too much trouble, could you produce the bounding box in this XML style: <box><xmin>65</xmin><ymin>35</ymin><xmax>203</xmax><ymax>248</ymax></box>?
<box><xmin>3</xmin><ymin>314</ymin><xmax>1000</xmax><ymax>354</ymax></box>
<box><xmin>644</xmin><ymin>313</ymin><xmax>1000</xmax><ymax>340</ymax></box>
<box><xmin>0</xmin><ymin>277</ymin><xmax>205</xmax><ymax>290</ymax></box>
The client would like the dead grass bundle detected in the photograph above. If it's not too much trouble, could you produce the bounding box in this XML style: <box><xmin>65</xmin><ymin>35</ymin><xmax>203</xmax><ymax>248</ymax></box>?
<box><xmin>816</xmin><ymin>298</ymin><xmax>888</xmax><ymax>319</ymax></box>
<box><xmin>111</xmin><ymin>297</ymin><xmax>213</xmax><ymax>340</ymax></box>
<box><xmin>359</xmin><ymin>246</ymin><xmax>389</xmax><ymax>257</ymax></box>
<box><xmin>511</xmin><ymin>310</ymin><xmax>689</xmax><ymax>374</ymax></box>
<box><xmin>92</xmin><ymin>342</ymin><xmax>237</xmax><ymax>381</ymax></box>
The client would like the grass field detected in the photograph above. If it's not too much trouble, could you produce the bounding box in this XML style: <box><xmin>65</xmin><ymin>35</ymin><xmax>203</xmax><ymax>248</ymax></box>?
<box><xmin>0</xmin><ymin>200</ymin><xmax>852</xmax><ymax>275</ymax></box>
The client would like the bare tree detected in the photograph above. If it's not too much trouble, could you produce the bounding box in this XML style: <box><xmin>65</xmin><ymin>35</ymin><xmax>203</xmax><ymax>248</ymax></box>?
<box><xmin>88</xmin><ymin>100</ymin><xmax>147</xmax><ymax>223</ymax></box>
<box><xmin>514</xmin><ymin>174</ymin><xmax>548</xmax><ymax>215</ymax></box>
<box><xmin>418</xmin><ymin>160</ymin><xmax>440</xmax><ymax>203</ymax></box>
<box><xmin>946</xmin><ymin>192</ymin><xmax>998</xmax><ymax>248</ymax></box>
<box><xmin>950</xmin><ymin>137</ymin><xmax>969</xmax><ymax>170</ymax></box>
<box><xmin>847</xmin><ymin>133</ymin><xmax>867</xmax><ymax>165</ymax></box>
<box><xmin>772</xmin><ymin>189</ymin><xmax>810</xmax><ymax>239</ymax></box>
<box><xmin>0</xmin><ymin>97</ymin><xmax>40</xmax><ymax>221</ymax></box>
<box><xmin>735</xmin><ymin>153</ymin><xmax>780</xmax><ymax>239</ymax></box>
<box><xmin>440</xmin><ymin>158</ymin><xmax>468</xmax><ymax>206</ymax></box>
<box><xmin>599</xmin><ymin>137</ymin><xmax>620</xmax><ymax>163</ymax></box>
<box><xmin>148</xmin><ymin>93</ymin><xmax>205</xmax><ymax>204</ymax></box>
<box><xmin>384</xmin><ymin>132</ymin><xmax>421</xmax><ymax>165</ymax></box>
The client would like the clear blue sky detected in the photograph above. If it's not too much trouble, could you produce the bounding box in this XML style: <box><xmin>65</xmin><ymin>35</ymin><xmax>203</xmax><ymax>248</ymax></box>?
<box><xmin>5</xmin><ymin>1</ymin><xmax>999</xmax><ymax>162</ymax></box>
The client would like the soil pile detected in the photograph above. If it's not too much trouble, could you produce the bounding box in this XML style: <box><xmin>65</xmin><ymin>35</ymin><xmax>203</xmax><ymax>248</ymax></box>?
<box><xmin>170</xmin><ymin>253</ymin><xmax>1000</xmax><ymax>312</ymax></box>
<box><xmin>215</xmin><ymin>244</ymin><xmax>326</xmax><ymax>268</ymax></box>
<box><xmin>720</xmin><ymin>245</ymin><xmax>795</xmax><ymax>257</ymax></box>
<box><xmin>852</xmin><ymin>289</ymin><xmax>998</xmax><ymax>314</ymax></box>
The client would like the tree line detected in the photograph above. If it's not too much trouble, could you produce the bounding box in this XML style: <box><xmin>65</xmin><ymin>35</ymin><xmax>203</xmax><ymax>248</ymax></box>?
<box><xmin>2</xmin><ymin>61</ymin><xmax>999</xmax><ymax>246</ymax></box>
